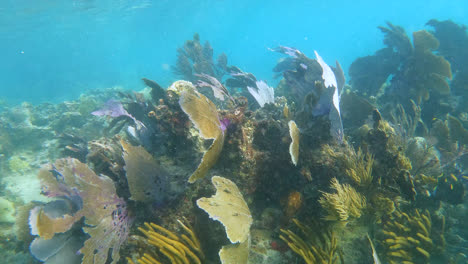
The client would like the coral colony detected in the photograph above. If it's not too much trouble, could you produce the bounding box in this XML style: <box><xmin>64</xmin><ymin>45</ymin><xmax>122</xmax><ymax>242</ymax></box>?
<box><xmin>1</xmin><ymin>20</ymin><xmax>468</xmax><ymax>264</ymax></box>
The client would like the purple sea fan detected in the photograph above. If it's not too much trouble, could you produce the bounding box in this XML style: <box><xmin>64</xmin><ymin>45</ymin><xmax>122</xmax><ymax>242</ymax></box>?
<box><xmin>91</xmin><ymin>99</ymin><xmax>130</xmax><ymax>118</ymax></box>
<box><xmin>92</xmin><ymin>99</ymin><xmax>145</xmax><ymax>129</ymax></box>
<box><xmin>31</xmin><ymin>158</ymin><xmax>131</xmax><ymax>264</ymax></box>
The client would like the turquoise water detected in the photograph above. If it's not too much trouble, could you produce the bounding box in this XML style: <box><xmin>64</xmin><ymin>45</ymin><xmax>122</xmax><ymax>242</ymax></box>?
<box><xmin>1</xmin><ymin>1</ymin><xmax>468</xmax><ymax>264</ymax></box>
<box><xmin>1</xmin><ymin>0</ymin><xmax>466</xmax><ymax>103</ymax></box>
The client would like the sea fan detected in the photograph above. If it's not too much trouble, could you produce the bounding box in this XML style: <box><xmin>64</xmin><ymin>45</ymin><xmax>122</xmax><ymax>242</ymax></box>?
<box><xmin>247</xmin><ymin>80</ymin><xmax>275</xmax><ymax>107</ymax></box>
<box><xmin>30</xmin><ymin>158</ymin><xmax>131</xmax><ymax>264</ymax></box>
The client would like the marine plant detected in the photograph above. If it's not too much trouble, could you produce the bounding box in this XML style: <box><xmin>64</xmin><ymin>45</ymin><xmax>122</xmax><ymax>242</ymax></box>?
<box><xmin>280</xmin><ymin>219</ymin><xmax>344</xmax><ymax>264</ymax></box>
<box><xmin>29</xmin><ymin>158</ymin><xmax>130</xmax><ymax>264</ymax></box>
<box><xmin>128</xmin><ymin>220</ymin><xmax>204</xmax><ymax>264</ymax></box>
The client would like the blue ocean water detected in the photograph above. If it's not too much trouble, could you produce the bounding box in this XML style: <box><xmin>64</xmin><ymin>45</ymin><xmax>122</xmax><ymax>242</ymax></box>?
<box><xmin>0</xmin><ymin>0</ymin><xmax>466</xmax><ymax>103</ymax></box>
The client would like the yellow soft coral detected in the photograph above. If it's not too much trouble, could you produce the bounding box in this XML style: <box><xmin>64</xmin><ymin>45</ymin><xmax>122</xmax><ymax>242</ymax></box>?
<box><xmin>280</xmin><ymin>219</ymin><xmax>343</xmax><ymax>264</ymax></box>
<box><xmin>128</xmin><ymin>220</ymin><xmax>204</xmax><ymax>264</ymax></box>
<box><xmin>319</xmin><ymin>178</ymin><xmax>367</xmax><ymax>222</ymax></box>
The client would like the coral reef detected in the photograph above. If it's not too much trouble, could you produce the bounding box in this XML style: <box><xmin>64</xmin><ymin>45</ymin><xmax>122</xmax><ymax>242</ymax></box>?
<box><xmin>2</xmin><ymin>21</ymin><xmax>468</xmax><ymax>264</ymax></box>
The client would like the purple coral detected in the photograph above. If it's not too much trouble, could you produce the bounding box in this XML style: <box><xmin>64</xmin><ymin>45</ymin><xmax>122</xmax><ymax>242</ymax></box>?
<box><xmin>91</xmin><ymin>99</ymin><xmax>129</xmax><ymax>118</ymax></box>
<box><xmin>92</xmin><ymin>99</ymin><xmax>145</xmax><ymax>129</ymax></box>
<box><xmin>32</xmin><ymin>158</ymin><xmax>132</xmax><ymax>264</ymax></box>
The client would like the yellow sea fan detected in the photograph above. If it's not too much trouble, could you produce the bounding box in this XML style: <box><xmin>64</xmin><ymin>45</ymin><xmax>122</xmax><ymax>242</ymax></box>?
<box><xmin>176</xmin><ymin>81</ymin><xmax>225</xmax><ymax>183</ymax></box>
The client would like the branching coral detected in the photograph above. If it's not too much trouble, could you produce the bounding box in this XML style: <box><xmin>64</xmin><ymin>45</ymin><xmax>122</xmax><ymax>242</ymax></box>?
<box><xmin>280</xmin><ymin>219</ymin><xmax>344</xmax><ymax>264</ymax></box>
<box><xmin>319</xmin><ymin>178</ymin><xmax>367</xmax><ymax>223</ymax></box>
<box><xmin>380</xmin><ymin>209</ymin><xmax>445</xmax><ymax>264</ymax></box>
<box><xmin>128</xmin><ymin>220</ymin><xmax>204</xmax><ymax>264</ymax></box>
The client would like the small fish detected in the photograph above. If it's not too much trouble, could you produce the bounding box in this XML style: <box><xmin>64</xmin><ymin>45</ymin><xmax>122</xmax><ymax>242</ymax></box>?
<box><xmin>49</xmin><ymin>164</ymin><xmax>65</xmax><ymax>182</ymax></box>
<box><xmin>450</xmin><ymin>174</ymin><xmax>458</xmax><ymax>182</ymax></box>
<box><xmin>65</xmin><ymin>145</ymin><xmax>81</xmax><ymax>152</ymax></box>
<box><xmin>367</xmin><ymin>234</ymin><xmax>381</xmax><ymax>264</ymax></box>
